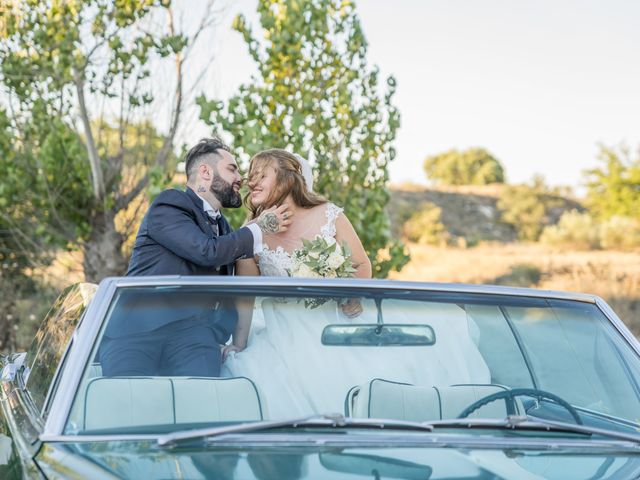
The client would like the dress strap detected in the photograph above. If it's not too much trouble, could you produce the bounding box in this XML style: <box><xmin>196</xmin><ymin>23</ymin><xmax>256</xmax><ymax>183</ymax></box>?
<box><xmin>320</xmin><ymin>203</ymin><xmax>343</xmax><ymax>239</ymax></box>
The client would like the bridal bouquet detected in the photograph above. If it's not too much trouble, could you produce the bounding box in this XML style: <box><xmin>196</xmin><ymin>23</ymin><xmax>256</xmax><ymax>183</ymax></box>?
<box><xmin>289</xmin><ymin>236</ymin><xmax>357</xmax><ymax>307</ymax></box>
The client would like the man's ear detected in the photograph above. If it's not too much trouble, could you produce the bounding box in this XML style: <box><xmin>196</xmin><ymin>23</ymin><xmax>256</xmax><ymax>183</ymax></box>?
<box><xmin>199</xmin><ymin>162</ymin><xmax>212</xmax><ymax>181</ymax></box>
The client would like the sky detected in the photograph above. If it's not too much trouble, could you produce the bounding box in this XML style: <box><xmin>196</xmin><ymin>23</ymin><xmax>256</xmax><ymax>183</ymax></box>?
<box><xmin>183</xmin><ymin>0</ymin><xmax>640</xmax><ymax>190</ymax></box>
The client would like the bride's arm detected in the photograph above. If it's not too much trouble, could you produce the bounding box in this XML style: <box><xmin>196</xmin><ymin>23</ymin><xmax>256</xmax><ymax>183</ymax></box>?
<box><xmin>236</xmin><ymin>257</ymin><xmax>260</xmax><ymax>276</ymax></box>
<box><xmin>223</xmin><ymin>259</ymin><xmax>259</xmax><ymax>359</ymax></box>
<box><xmin>223</xmin><ymin>295</ymin><xmax>254</xmax><ymax>359</ymax></box>
<box><xmin>335</xmin><ymin>213</ymin><xmax>372</xmax><ymax>279</ymax></box>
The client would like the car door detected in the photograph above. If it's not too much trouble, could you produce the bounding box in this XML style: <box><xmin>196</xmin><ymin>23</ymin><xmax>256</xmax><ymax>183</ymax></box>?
<box><xmin>0</xmin><ymin>283</ymin><xmax>95</xmax><ymax>479</ymax></box>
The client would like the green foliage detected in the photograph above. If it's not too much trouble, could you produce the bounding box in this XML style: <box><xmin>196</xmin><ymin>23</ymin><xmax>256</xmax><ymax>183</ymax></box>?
<box><xmin>584</xmin><ymin>145</ymin><xmax>640</xmax><ymax>221</ymax></box>
<box><xmin>1</xmin><ymin>0</ymin><xmax>161</xmax><ymax>110</ymax></box>
<box><xmin>402</xmin><ymin>203</ymin><xmax>449</xmax><ymax>246</ymax></box>
<box><xmin>599</xmin><ymin>216</ymin><xmax>640</xmax><ymax>250</ymax></box>
<box><xmin>197</xmin><ymin>0</ymin><xmax>408</xmax><ymax>278</ymax></box>
<box><xmin>539</xmin><ymin>210</ymin><xmax>600</xmax><ymax>250</ymax></box>
<box><xmin>0</xmin><ymin>106</ymin><xmax>90</xmax><ymax>247</ymax></box>
<box><xmin>94</xmin><ymin>119</ymin><xmax>178</xmax><ymax>198</ymax></box>
<box><xmin>497</xmin><ymin>176</ymin><xmax>564</xmax><ymax>241</ymax></box>
<box><xmin>0</xmin><ymin>105</ymin><xmax>85</xmax><ymax>352</ymax></box>
<box><xmin>424</xmin><ymin>148</ymin><xmax>505</xmax><ymax>185</ymax></box>
<box><xmin>541</xmin><ymin>211</ymin><xmax>640</xmax><ymax>251</ymax></box>
<box><xmin>539</xmin><ymin>144</ymin><xmax>640</xmax><ymax>251</ymax></box>
<box><xmin>1</xmin><ymin>1</ymin><xmax>191</xmax><ymax>280</ymax></box>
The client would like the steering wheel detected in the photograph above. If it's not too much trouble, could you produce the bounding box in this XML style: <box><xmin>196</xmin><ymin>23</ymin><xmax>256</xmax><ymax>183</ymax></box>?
<box><xmin>457</xmin><ymin>388</ymin><xmax>583</xmax><ymax>425</ymax></box>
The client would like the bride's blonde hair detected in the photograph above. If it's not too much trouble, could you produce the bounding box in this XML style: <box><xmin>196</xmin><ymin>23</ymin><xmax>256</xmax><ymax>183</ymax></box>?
<box><xmin>245</xmin><ymin>149</ymin><xmax>326</xmax><ymax>220</ymax></box>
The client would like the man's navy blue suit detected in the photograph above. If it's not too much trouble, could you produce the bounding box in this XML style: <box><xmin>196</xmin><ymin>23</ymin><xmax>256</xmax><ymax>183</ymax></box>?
<box><xmin>100</xmin><ymin>187</ymin><xmax>255</xmax><ymax>377</ymax></box>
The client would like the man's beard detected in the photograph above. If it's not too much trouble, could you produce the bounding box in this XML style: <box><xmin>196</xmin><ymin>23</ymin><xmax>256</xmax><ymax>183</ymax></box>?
<box><xmin>210</xmin><ymin>172</ymin><xmax>242</xmax><ymax>208</ymax></box>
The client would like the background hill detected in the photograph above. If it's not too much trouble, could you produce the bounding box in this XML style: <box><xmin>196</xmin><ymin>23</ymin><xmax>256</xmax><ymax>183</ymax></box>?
<box><xmin>388</xmin><ymin>184</ymin><xmax>583</xmax><ymax>245</ymax></box>
<box><xmin>387</xmin><ymin>184</ymin><xmax>640</xmax><ymax>335</ymax></box>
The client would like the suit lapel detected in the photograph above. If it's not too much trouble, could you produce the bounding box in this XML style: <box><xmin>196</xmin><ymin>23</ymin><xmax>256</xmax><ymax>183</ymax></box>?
<box><xmin>185</xmin><ymin>187</ymin><xmax>236</xmax><ymax>276</ymax></box>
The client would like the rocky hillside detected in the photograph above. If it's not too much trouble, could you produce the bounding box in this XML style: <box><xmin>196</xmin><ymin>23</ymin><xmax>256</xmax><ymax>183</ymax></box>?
<box><xmin>388</xmin><ymin>184</ymin><xmax>583</xmax><ymax>244</ymax></box>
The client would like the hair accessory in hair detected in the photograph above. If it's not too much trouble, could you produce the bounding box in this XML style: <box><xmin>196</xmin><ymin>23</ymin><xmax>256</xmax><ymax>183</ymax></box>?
<box><xmin>293</xmin><ymin>154</ymin><xmax>314</xmax><ymax>191</ymax></box>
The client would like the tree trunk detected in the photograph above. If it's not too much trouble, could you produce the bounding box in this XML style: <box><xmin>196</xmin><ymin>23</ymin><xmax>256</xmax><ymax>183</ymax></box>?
<box><xmin>82</xmin><ymin>211</ymin><xmax>128</xmax><ymax>283</ymax></box>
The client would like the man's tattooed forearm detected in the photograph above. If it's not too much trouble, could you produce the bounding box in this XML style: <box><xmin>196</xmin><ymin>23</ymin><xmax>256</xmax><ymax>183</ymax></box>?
<box><xmin>257</xmin><ymin>212</ymin><xmax>280</xmax><ymax>234</ymax></box>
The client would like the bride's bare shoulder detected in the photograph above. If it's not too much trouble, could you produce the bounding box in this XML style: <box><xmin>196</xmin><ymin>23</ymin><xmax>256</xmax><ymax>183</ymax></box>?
<box><xmin>309</xmin><ymin>201</ymin><xmax>342</xmax><ymax>214</ymax></box>
<box><xmin>300</xmin><ymin>202</ymin><xmax>331</xmax><ymax>217</ymax></box>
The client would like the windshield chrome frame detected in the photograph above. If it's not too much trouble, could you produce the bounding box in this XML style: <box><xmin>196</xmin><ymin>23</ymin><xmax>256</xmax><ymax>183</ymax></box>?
<box><xmin>43</xmin><ymin>278</ymin><xmax>117</xmax><ymax>435</ymax></box>
<box><xmin>41</xmin><ymin>276</ymin><xmax>640</xmax><ymax>439</ymax></box>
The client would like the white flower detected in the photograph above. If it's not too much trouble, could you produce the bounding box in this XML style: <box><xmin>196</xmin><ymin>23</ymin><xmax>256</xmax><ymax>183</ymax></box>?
<box><xmin>325</xmin><ymin>236</ymin><xmax>336</xmax><ymax>246</ymax></box>
<box><xmin>293</xmin><ymin>263</ymin><xmax>316</xmax><ymax>278</ymax></box>
<box><xmin>327</xmin><ymin>251</ymin><xmax>345</xmax><ymax>270</ymax></box>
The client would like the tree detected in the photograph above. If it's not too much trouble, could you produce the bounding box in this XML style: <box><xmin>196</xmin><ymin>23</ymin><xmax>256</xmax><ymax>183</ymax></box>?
<box><xmin>197</xmin><ymin>0</ymin><xmax>408</xmax><ymax>277</ymax></box>
<box><xmin>0</xmin><ymin>108</ymin><xmax>46</xmax><ymax>353</ymax></box>
<box><xmin>402</xmin><ymin>203</ymin><xmax>449</xmax><ymax>246</ymax></box>
<box><xmin>0</xmin><ymin>0</ymin><xmax>215</xmax><ymax>281</ymax></box>
<box><xmin>424</xmin><ymin>148</ymin><xmax>505</xmax><ymax>185</ymax></box>
<box><xmin>497</xmin><ymin>175</ymin><xmax>564</xmax><ymax>241</ymax></box>
<box><xmin>584</xmin><ymin>144</ymin><xmax>640</xmax><ymax>221</ymax></box>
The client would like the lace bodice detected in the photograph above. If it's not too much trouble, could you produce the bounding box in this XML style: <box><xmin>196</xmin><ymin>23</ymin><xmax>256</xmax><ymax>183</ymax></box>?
<box><xmin>257</xmin><ymin>203</ymin><xmax>343</xmax><ymax>277</ymax></box>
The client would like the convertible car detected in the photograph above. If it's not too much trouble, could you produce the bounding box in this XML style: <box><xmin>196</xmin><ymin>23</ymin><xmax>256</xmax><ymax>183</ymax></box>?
<box><xmin>2</xmin><ymin>276</ymin><xmax>640</xmax><ymax>479</ymax></box>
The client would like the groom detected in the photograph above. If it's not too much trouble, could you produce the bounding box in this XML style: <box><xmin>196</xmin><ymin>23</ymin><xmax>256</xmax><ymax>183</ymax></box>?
<box><xmin>100</xmin><ymin>137</ymin><xmax>291</xmax><ymax>377</ymax></box>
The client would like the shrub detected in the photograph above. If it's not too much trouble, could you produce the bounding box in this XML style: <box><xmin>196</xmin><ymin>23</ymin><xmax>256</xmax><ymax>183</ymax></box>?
<box><xmin>403</xmin><ymin>203</ymin><xmax>450</xmax><ymax>246</ymax></box>
<box><xmin>498</xmin><ymin>192</ymin><xmax>547</xmax><ymax>242</ymax></box>
<box><xmin>540</xmin><ymin>211</ymin><xmax>640</xmax><ymax>251</ymax></box>
<box><xmin>540</xmin><ymin>210</ymin><xmax>600</xmax><ymax>250</ymax></box>
<box><xmin>599</xmin><ymin>216</ymin><xmax>640</xmax><ymax>250</ymax></box>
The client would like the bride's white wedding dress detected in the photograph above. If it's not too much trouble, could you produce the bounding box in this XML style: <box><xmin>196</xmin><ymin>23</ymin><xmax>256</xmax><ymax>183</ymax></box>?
<box><xmin>222</xmin><ymin>203</ymin><xmax>490</xmax><ymax>419</ymax></box>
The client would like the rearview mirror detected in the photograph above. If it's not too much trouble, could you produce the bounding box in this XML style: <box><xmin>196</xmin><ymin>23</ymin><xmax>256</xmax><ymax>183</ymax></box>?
<box><xmin>319</xmin><ymin>452</ymin><xmax>433</xmax><ymax>479</ymax></box>
<box><xmin>321</xmin><ymin>324</ymin><xmax>435</xmax><ymax>346</ymax></box>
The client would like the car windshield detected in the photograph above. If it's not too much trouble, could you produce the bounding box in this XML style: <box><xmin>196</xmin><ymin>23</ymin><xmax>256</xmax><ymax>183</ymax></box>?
<box><xmin>64</xmin><ymin>285</ymin><xmax>640</xmax><ymax>436</ymax></box>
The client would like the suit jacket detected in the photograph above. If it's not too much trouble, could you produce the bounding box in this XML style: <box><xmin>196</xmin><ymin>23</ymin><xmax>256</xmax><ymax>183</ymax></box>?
<box><xmin>106</xmin><ymin>187</ymin><xmax>254</xmax><ymax>340</ymax></box>
<box><xmin>126</xmin><ymin>187</ymin><xmax>254</xmax><ymax>276</ymax></box>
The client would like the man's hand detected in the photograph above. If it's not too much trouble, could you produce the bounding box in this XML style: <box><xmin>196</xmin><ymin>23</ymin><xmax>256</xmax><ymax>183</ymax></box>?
<box><xmin>222</xmin><ymin>344</ymin><xmax>243</xmax><ymax>362</ymax></box>
<box><xmin>255</xmin><ymin>204</ymin><xmax>292</xmax><ymax>234</ymax></box>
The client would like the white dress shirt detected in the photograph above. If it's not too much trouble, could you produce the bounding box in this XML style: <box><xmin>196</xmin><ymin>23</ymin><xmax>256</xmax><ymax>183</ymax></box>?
<box><xmin>198</xmin><ymin>194</ymin><xmax>263</xmax><ymax>255</ymax></box>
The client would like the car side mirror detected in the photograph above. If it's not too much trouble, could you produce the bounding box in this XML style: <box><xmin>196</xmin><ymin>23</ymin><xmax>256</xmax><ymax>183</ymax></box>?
<box><xmin>1</xmin><ymin>352</ymin><xmax>26</xmax><ymax>384</ymax></box>
<box><xmin>1</xmin><ymin>363</ymin><xmax>18</xmax><ymax>383</ymax></box>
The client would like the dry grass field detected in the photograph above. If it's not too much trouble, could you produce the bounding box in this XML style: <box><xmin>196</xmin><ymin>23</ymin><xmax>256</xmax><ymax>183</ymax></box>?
<box><xmin>390</xmin><ymin>242</ymin><xmax>640</xmax><ymax>335</ymax></box>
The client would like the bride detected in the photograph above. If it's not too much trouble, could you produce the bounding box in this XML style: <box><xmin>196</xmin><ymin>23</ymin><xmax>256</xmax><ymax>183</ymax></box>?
<box><xmin>221</xmin><ymin>149</ymin><xmax>489</xmax><ymax>418</ymax></box>
<box><xmin>220</xmin><ymin>149</ymin><xmax>376</xmax><ymax>416</ymax></box>
<box><xmin>236</xmin><ymin>148</ymin><xmax>372</xmax><ymax>280</ymax></box>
